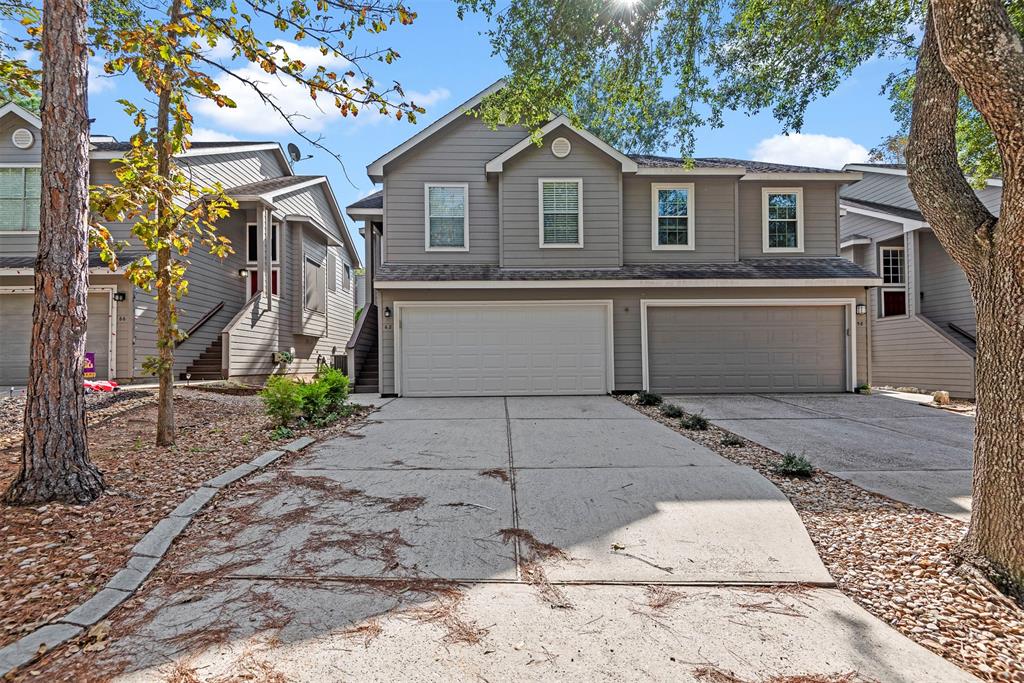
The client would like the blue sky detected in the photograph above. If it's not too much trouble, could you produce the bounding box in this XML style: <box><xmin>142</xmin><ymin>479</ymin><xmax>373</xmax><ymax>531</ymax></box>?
<box><xmin>79</xmin><ymin>3</ymin><xmax>910</xmax><ymax>255</ymax></box>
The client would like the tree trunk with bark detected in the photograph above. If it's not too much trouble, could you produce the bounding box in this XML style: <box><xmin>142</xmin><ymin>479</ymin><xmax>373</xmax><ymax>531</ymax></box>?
<box><xmin>4</xmin><ymin>0</ymin><xmax>104</xmax><ymax>505</ymax></box>
<box><xmin>907</xmin><ymin>2</ymin><xmax>1024</xmax><ymax>591</ymax></box>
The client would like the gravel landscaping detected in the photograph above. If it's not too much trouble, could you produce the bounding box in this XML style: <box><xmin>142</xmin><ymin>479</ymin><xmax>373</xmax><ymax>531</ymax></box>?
<box><xmin>621</xmin><ymin>395</ymin><xmax>1023</xmax><ymax>682</ymax></box>
<box><xmin>0</xmin><ymin>386</ymin><xmax>371</xmax><ymax>650</ymax></box>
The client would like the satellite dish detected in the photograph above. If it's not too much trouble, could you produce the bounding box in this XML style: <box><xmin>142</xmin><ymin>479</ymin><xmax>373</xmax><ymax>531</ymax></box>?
<box><xmin>287</xmin><ymin>142</ymin><xmax>304</xmax><ymax>162</ymax></box>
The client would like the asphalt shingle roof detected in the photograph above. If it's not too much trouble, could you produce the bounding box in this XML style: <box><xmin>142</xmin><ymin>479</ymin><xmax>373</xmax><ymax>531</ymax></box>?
<box><xmin>348</xmin><ymin>190</ymin><xmax>383</xmax><ymax>210</ymax></box>
<box><xmin>629</xmin><ymin>155</ymin><xmax>852</xmax><ymax>174</ymax></box>
<box><xmin>89</xmin><ymin>140</ymin><xmax>276</xmax><ymax>152</ymax></box>
<box><xmin>224</xmin><ymin>176</ymin><xmax>322</xmax><ymax>197</ymax></box>
<box><xmin>0</xmin><ymin>251</ymin><xmax>149</xmax><ymax>269</ymax></box>
<box><xmin>375</xmin><ymin>258</ymin><xmax>879</xmax><ymax>283</ymax></box>
<box><xmin>841</xmin><ymin>197</ymin><xmax>923</xmax><ymax>222</ymax></box>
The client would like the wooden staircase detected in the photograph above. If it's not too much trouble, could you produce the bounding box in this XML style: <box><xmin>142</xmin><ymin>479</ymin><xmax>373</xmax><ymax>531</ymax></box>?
<box><xmin>349</xmin><ymin>304</ymin><xmax>379</xmax><ymax>394</ymax></box>
<box><xmin>180</xmin><ymin>337</ymin><xmax>224</xmax><ymax>381</ymax></box>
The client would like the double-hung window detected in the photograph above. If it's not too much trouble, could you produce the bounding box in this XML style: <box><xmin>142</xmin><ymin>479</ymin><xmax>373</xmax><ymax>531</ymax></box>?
<box><xmin>762</xmin><ymin>188</ymin><xmax>803</xmax><ymax>252</ymax></box>
<box><xmin>424</xmin><ymin>183</ymin><xmax>468</xmax><ymax>251</ymax></box>
<box><xmin>651</xmin><ymin>183</ymin><xmax>694</xmax><ymax>250</ymax></box>
<box><xmin>303</xmin><ymin>256</ymin><xmax>326</xmax><ymax>314</ymax></box>
<box><xmin>245</xmin><ymin>222</ymin><xmax>280</xmax><ymax>297</ymax></box>
<box><xmin>879</xmin><ymin>245</ymin><xmax>907</xmax><ymax>318</ymax></box>
<box><xmin>0</xmin><ymin>167</ymin><xmax>41</xmax><ymax>232</ymax></box>
<box><xmin>539</xmin><ymin>178</ymin><xmax>583</xmax><ymax>247</ymax></box>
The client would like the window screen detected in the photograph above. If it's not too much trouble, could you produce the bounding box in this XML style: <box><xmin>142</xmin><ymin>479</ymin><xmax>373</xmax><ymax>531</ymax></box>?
<box><xmin>427</xmin><ymin>185</ymin><xmax>466</xmax><ymax>248</ymax></box>
<box><xmin>541</xmin><ymin>180</ymin><xmax>580</xmax><ymax>244</ymax></box>
<box><xmin>766</xmin><ymin>192</ymin><xmax>799</xmax><ymax>249</ymax></box>
<box><xmin>656</xmin><ymin>187</ymin><xmax>689</xmax><ymax>246</ymax></box>
<box><xmin>0</xmin><ymin>167</ymin><xmax>41</xmax><ymax>232</ymax></box>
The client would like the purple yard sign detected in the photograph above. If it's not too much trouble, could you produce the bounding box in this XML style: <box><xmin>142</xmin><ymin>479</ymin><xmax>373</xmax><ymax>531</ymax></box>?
<box><xmin>83</xmin><ymin>352</ymin><xmax>96</xmax><ymax>379</ymax></box>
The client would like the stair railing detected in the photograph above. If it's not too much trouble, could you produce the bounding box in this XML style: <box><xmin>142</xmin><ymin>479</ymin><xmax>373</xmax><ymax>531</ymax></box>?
<box><xmin>175</xmin><ymin>301</ymin><xmax>225</xmax><ymax>348</ymax></box>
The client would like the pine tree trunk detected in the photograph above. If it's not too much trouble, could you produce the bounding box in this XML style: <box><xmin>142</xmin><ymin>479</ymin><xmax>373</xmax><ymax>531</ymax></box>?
<box><xmin>4</xmin><ymin>0</ymin><xmax>104</xmax><ymax>505</ymax></box>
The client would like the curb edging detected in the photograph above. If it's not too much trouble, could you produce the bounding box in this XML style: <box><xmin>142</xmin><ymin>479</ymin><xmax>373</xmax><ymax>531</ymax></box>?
<box><xmin>0</xmin><ymin>438</ymin><xmax>312</xmax><ymax>675</ymax></box>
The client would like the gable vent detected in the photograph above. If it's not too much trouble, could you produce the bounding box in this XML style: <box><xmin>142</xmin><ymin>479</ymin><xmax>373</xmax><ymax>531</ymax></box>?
<box><xmin>551</xmin><ymin>137</ymin><xmax>571</xmax><ymax>158</ymax></box>
<box><xmin>11</xmin><ymin>128</ymin><xmax>34</xmax><ymax>150</ymax></box>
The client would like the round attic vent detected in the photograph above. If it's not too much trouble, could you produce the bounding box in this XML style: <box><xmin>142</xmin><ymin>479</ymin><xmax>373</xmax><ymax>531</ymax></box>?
<box><xmin>551</xmin><ymin>137</ymin><xmax>571</xmax><ymax>158</ymax></box>
<box><xmin>11</xmin><ymin>128</ymin><xmax>34</xmax><ymax>150</ymax></box>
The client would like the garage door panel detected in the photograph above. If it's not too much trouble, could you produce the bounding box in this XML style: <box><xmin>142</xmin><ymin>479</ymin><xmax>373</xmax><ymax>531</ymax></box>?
<box><xmin>648</xmin><ymin>305</ymin><xmax>845</xmax><ymax>394</ymax></box>
<box><xmin>400</xmin><ymin>304</ymin><xmax>609</xmax><ymax>397</ymax></box>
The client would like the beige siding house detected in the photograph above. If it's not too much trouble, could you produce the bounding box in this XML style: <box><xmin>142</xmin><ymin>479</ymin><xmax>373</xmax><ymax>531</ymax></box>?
<box><xmin>840</xmin><ymin>163</ymin><xmax>980</xmax><ymax>398</ymax></box>
<box><xmin>0</xmin><ymin>102</ymin><xmax>360</xmax><ymax>387</ymax></box>
<box><xmin>345</xmin><ymin>81</ymin><xmax>881</xmax><ymax>398</ymax></box>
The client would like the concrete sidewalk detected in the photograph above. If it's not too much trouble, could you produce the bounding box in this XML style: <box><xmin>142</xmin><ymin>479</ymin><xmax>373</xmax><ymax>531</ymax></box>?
<box><xmin>35</xmin><ymin>396</ymin><xmax>973</xmax><ymax>682</ymax></box>
<box><xmin>665</xmin><ymin>393</ymin><xmax>974</xmax><ymax>521</ymax></box>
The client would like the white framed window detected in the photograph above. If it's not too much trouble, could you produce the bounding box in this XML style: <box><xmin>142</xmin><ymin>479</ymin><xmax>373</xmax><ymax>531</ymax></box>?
<box><xmin>424</xmin><ymin>183</ymin><xmax>469</xmax><ymax>251</ymax></box>
<box><xmin>761</xmin><ymin>188</ymin><xmax>804</xmax><ymax>253</ymax></box>
<box><xmin>539</xmin><ymin>178</ymin><xmax>583</xmax><ymax>248</ymax></box>
<box><xmin>246</xmin><ymin>267</ymin><xmax>280</xmax><ymax>298</ymax></box>
<box><xmin>246</xmin><ymin>222</ymin><xmax>279</xmax><ymax>264</ymax></box>
<box><xmin>879</xmin><ymin>246</ymin><xmax>907</xmax><ymax>318</ymax></box>
<box><xmin>0</xmin><ymin>167</ymin><xmax>41</xmax><ymax>232</ymax></box>
<box><xmin>303</xmin><ymin>256</ymin><xmax>326</xmax><ymax>314</ymax></box>
<box><xmin>651</xmin><ymin>182</ymin><xmax>694</xmax><ymax>250</ymax></box>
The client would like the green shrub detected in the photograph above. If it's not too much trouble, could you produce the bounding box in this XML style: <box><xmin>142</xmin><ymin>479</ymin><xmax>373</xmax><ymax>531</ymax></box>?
<box><xmin>772</xmin><ymin>452</ymin><xmax>814</xmax><ymax>478</ymax></box>
<box><xmin>299</xmin><ymin>379</ymin><xmax>331</xmax><ymax>422</ymax></box>
<box><xmin>720</xmin><ymin>433</ymin><xmax>744</xmax><ymax>447</ymax></box>
<box><xmin>317</xmin><ymin>367</ymin><xmax>351</xmax><ymax>411</ymax></box>
<box><xmin>261</xmin><ymin>376</ymin><xmax>303</xmax><ymax>426</ymax></box>
<box><xmin>680</xmin><ymin>413</ymin><xmax>709</xmax><ymax>430</ymax></box>
<box><xmin>270</xmin><ymin>425</ymin><xmax>294</xmax><ymax>441</ymax></box>
<box><xmin>659</xmin><ymin>403</ymin><xmax>684</xmax><ymax>418</ymax></box>
<box><xmin>855</xmin><ymin>384</ymin><xmax>872</xmax><ymax>395</ymax></box>
<box><xmin>635</xmin><ymin>391</ymin><xmax>663</xmax><ymax>406</ymax></box>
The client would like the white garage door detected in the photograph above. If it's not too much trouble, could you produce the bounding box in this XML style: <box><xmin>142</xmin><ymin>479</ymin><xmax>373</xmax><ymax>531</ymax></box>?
<box><xmin>399</xmin><ymin>304</ymin><xmax>610</xmax><ymax>397</ymax></box>
<box><xmin>0</xmin><ymin>291</ymin><xmax>111</xmax><ymax>386</ymax></box>
<box><xmin>646</xmin><ymin>305</ymin><xmax>847</xmax><ymax>394</ymax></box>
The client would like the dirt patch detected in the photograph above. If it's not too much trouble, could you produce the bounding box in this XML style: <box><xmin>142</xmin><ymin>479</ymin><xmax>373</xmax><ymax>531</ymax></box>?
<box><xmin>623</xmin><ymin>395</ymin><xmax>1023</xmax><ymax>682</ymax></box>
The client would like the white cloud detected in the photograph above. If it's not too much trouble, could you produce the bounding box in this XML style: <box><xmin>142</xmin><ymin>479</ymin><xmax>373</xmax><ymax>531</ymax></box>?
<box><xmin>193</xmin><ymin>42</ymin><xmax>450</xmax><ymax>135</ymax></box>
<box><xmin>750</xmin><ymin>133</ymin><xmax>869</xmax><ymax>170</ymax></box>
<box><xmin>190</xmin><ymin>127</ymin><xmax>239</xmax><ymax>142</ymax></box>
<box><xmin>88</xmin><ymin>59</ymin><xmax>116</xmax><ymax>94</ymax></box>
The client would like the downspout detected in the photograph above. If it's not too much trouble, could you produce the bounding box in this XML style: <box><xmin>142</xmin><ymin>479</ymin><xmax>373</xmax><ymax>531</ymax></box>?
<box><xmin>864</xmin><ymin>286</ymin><xmax>872</xmax><ymax>388</ymax></box>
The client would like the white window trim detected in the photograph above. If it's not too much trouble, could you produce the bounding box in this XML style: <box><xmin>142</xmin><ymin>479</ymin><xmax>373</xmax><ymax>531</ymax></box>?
<box><xmin>650</xmin><ymin>182</ymin><xmax>695</xmax><ymax>251</ymax></box>
<box><xmin>761</xmin><ymin>187</ymin><xmax>804</xmax><ymax>253</ymax></box>
<box><xmin>246</xmin><ymin>222</ymin><xmax>280</xmax><ymax>265</ymax></box>
<box><xmin>879</xmin><ymin>287</ymin><xmax>908</xmax><ymax>319</ymax></box>
<box><xmin>424</xmin><ymin>182</ymin><xmax>469</xmax><ymax>252</ymax></box>
<box><xmin>302</xmin><ymin>255</ymin><xmax>327</xmax><ymax>315</ymax></box>
<box><xmin>246</xmin><ymin>266</ymin><xmax>281</xmax><ymax>298</ymax></box>
<box><xmin>538</xmin><ymin>177</ymin><xmax>584</xmax><ymax>248</ymax></box>
<box><xmin>0</xmin><ymin>166</ymin><xmax>42</xmax><ymax>234</ymax></box>
<box><xmin>879</xmin><ymin>245</ymin><xmax>906</xmax><ymax>285</ymax></box>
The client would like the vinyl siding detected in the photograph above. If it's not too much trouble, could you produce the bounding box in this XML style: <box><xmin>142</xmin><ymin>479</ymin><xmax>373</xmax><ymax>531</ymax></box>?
<box><xmin>841</xmin><ymin>169</ymin><xmax>1001</xmax><ymax>216</ymax></box>
<box><xmin>623</xmin><ymin>175</ymin><xmax>736</xmax><ymax>264</ymax></box>
<box><xmin>739</xmin><ymin>181</ymin><xmax>840</xmax><ymax>258</ymax></box>
<box><xmin>178</xmin><ymin>149</ymin><xmax>288</xmax><ymax>189</ymax></box>
<box><xmin>382</xmin><ymin>114</ymin><xmax>527</xmax><ymax>264</ymax></box>
<box><xmin>918</xmin><ymin>230</ymin><xmax>976</xmax><ymax>336</ymax></box>
<box><xmin>501</xmin><ymin>127</ymin><xmax>620</xmax><ymax>268</ymax></box>
<box><xmin>378</xmin><ymin>286</ymin><xmax>867</xmax><ymax>395</ymax></box>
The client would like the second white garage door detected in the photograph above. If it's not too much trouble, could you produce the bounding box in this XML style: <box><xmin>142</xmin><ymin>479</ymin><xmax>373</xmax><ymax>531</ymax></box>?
<box><xmin>398</xmin><ymin>303</ymin><xmax>610</xmax><ymax>397</ymax></box>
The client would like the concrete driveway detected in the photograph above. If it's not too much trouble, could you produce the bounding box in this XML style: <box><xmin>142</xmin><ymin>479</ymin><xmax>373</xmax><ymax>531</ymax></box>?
<box><xmin>57</xmin><ymin>396</ymin><xmax>971</xmax><ymax>682</ymax></box>
<box><xmin>665</xmin><ymin>393</ymin><xmax>974</xmax><ymax>521</ymax></box>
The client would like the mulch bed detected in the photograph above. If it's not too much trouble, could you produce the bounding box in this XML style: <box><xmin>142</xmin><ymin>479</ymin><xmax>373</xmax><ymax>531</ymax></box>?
<box><xmin>0</xmin><ymin>387</ymin><xmax>370</xmax><ymax>650</ymax></box>
<box><xmin>621</xmin><ymin>395</ymin><xmax>1023</xmax><ymax>682</ymax></box>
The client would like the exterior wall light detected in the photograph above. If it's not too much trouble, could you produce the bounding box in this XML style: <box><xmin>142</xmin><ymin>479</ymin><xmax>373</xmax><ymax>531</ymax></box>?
<box><xmin>112</xmin><ymin>292</ymin><xmax>127</xmax><ymax>302</ymax></box>
<box><xmin>383</xmin><ymin>306</ymin><xmax>392</xmax><ymax>318</ymax></box>
<box><xmin>856</xmin><ymin>304</ymin><xmax>867</xmax><ymax>316</ymax></box>
<box><xmin>238</xmin><ymin>268</ymin><xmax>249</xmax><ymax>278</ymax></box>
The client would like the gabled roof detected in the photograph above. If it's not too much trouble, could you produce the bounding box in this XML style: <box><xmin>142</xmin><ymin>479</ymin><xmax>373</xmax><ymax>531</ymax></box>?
<box><xmin>348</xmin><ymin>190</ymin><xmax>383</xmax><ymax>210</ymax></box>
<box><xmin>639</xmin><ymin>155</ymin><xmax>855</xmax><ymax>175</ymax></box>
<box><xmin>0</xmin><ymin>101</ymin><xmax>41</xmax><ymax>129</ymax></box>
<box><xmin>841</xmin><ymin>197</ymin><xmax>924</xmax><ymax>222</ymax></box>
<box><xmin>224</xmin><ymin>175</ymin><xmax>324</xmax><ymax>197</ymax></box>
<box><xmin>90</xmin><ymin>141</ymin><xmax>294</xmax><ymax>174</ymax></box>
<box><xmin>366</xmin><ymin>80</ymin><xmax>507</xmax><ymax>182</ymax></box>
<box><xmin>485</xmin><ymin>115</ymin><xmax>639</xmax><ymax>173</ymax></box>
<box><xmin>844</xmin><ymin>161</ymin><xmax>1003</xmax><ymax>188</ymax></box>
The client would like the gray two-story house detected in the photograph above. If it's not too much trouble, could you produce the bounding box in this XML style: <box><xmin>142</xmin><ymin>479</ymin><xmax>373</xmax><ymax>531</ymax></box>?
<box><xmin>0</xmin><ymin>101</ymin><xmax>360</xmax><ymax>387</ymax></box>
<box><xmin>840</xmin><ymin>163</ymin><xmax>984</xmax><ymax>398</ymax></box>
<box><xmin>345</xmin><ymin>81</ymin><xmax>881</xmax><ymax>398</ymax></box>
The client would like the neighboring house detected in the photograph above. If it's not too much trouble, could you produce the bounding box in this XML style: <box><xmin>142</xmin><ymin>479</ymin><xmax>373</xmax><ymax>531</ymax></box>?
<box><xmin>0</xmin><ymin>101</ymin><xmax>360</xmax><ymax>387</ymax></box>
<box><xmin>344</xmin><ymin>81</ymin><xmax>880</xmax><ymax>398</ymax></box>
<box><xmin>839</xmin><ymin>163</ymin><xmax>984</xmax><ymax>398</ymax></box>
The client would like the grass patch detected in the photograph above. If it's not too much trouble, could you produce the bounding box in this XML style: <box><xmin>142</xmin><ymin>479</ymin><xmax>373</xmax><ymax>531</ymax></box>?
<box><xmin>680</xmin><ymin>413</ymin><xmax>709</xmax><ymax>431</ymax></box>
<box><xmin>772</xmin><ymin>452</ymin><xmax>814</xmax><ymax>478</ymax></box>
<box><xmin>720</xmin><ymin>433</ymin><xmax>744</xmax><ymax>447</ymax></box>
<box><xmin>659</xmin><ymin>403</ymin><xmax>684</xmax><ymax>418</ymax></box>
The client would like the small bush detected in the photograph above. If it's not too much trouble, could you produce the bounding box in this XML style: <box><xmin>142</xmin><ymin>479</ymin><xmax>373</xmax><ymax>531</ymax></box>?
<box><xmin>261</xmin><ymin>375</ymin><xmax>303</xmax><ymax>426</ymax></box>
<box><xmin>635</xmin><ymin>391</ymin><xmax>663</xmax><ymax>406</ymax></box>
<box><xmin>317</xmin><ymin>367</ymin><xmax>351</xmax><ymax>411</ymax></box>
<box><xmin>298</xmin><ymin>379</ymin><xmax>331</xmax><ymax>422</ymax></box>
<box><xmin>720</xmin><ymin>433</ymin><xmax>744</xmax><ymax>447</ymax></box>
<box><xmin>680</xmin><ymin>413</ymin><xmax>709</xmax><ymax>430</ymax></box>
<box><xmin>659</xmin><ymin>403</ymin><xmax>684</xmax><ymax>418</ymax></box>
<box><xmin>855</xmin><ymin>384</ymin><xmax>872</xmax><ymax>395</ymax></box>
<box><xmin>270</xmin><ymin>425</ymin><xmax>294</xmax><ymax>441</ymax></box>
<box><xmin>772</xmin><ymin>452</ymin><xmax>814</xmax><ymax>478</ymax></box>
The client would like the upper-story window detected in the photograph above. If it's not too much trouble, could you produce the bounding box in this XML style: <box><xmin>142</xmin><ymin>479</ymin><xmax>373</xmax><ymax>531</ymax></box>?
<box><xmin>424</xmin><ymin>183</ymin><xmax>468</xmax><ymax>251</ymax></box>
<box><xmin>761</xmin><ymin>188</ymin><xmax>804</xmax><ymax>253</ymax></box>
<box><xmin>539</xmin><ymin>178</ymin><xmax>583</xmax><ymax>248</ymax></box>
<box><xmin>0</xmin><ymin>167</ymin><xmax>41</xmax><ymax>232</ymax></box>
<box><xmin>879</xmin><ymin>245</ymin><xmax>907</xmax><ymax>318</ymax></box>
<box><xmin>246</xmin><ymin>222</ymin><xmax>279</xmax><ymax>264</ymax></box>
<box><xmin>651</xmin><ymin>183</ymin><xmax>694</xmax><ymax>250</ymax></box>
